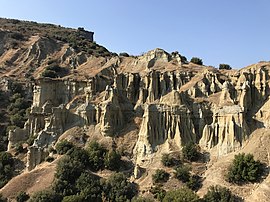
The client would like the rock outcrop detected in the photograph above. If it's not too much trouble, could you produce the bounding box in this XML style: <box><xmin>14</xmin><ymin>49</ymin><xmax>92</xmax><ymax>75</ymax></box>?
<box><xmin>5</xmin><ymin>48</ymin><xmax>270</xmax><ymax>170</ymax></box>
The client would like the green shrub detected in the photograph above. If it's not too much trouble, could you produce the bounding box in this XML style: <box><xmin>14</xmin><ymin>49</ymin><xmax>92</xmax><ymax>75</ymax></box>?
<box><xmin>0</xmin><ymin>152</ymin><xmax>14</xmax><ymax>188</ymax></box>
<box><xmin>45</xmin><ymin>156</ymin><xmax>55</xmax><ymax>162</ymax></box>
<box><xmin>104</xmin><ymin>149</ymin><xmax>121</xmax><ymax>170</ymax></box>
<box><xmin>75</xmin><ymin>171</ymin><xmax>102</xmax><ymax>202</ymax></box>
<box><xmin>62</xmin><ymin>195</ymin><xmax>84</xmax><ymax>202</ymax></box>
<box><xmin>103</xmin><ymin>172</ymin><xmax>137</xmax><ymax>202</ymax></box>
<box><xmin>219</xmin><ymin>64</ymin><xmax>232</xmax><ymax>70</ymax></box>
<box><xmin>163</xmin><ymin>187</ymin><xmax>199</xmax><ymax>202</ymax></box>
<box><xmin>55</xmin><ymin>140</ymin><xmax>74</xmax><ymax>155</ymax></box>
<box><xmin>150</xmin><ymin>185</ymin><xmax>166</xmax><ymax>201</ymax></box>
<box><xmin>152</xmin><ymin>169</ymin><xmax>170</xmax><ymax>184</ymax></box>
<box><xmin>203</xmin><ymin>185</ymin><xmax>240</xmax><ymax>202</ymax></box>
<box><xmin>14</xmin><ymin>143</ymin><xmax>24</xmax><ymax>154</ymax></box>
<box><xmin>54</xmin><ymin>156</ymin><xmax>84</xmax><ymax>182</ymax></box>
<box><xmin>16</xmin><ymin>191</ymin><xmax>29</xmax><ymax>202</ymax></box>
<box><xmin>67</xmin><ymin>147</ymin><xmax>89</xmax><ymax>167</ymax></box>
<box><xmin>41</xmin><ymin>69</ymin><xmax>58</xmax><ymax>78</ymax></box>
<box><xmin>119</xmin><ymin>52</ymin><xmax>130</xmax><ymax>57</ymax></box>
<box><xmin>87</xmin><ymin>141</ymin><xmax>107</xmax><ymax>171</ymax></box>
<box><xmin>10</xmin><ymin>114</ymin><xmax>24</xmax><ymax>128</ymax></box>
<box><xmin>182</xmin><ymin>142</ymin><xmax>200</xmax><ymax>162</ymax></box>
<box><xmin>161</xmin><ymin>153</ymin><xmax>178</xmax><ymax>167</ymax></box>
<box><xmin>226</xmin><ymin>153</ymin><xmax>263</xmax><ymax>183</ymax></box>
<box><xmin>29</xmin><ymin>190</ymin><xmax>62</xmax><ymax>202</ymax></box>
<box><xmin>190</xmin><ymin>57</ymin><xmax>203</xmax><ymax>65</ymax></box>
<box><xmin>186</xmin><ymin>175</ymin><xmax>202</xmax><ymax>191</ymax></box>
<box><xmin>174</xmin><ymin>165</ymin><xmax>190</xmax><ymax>183</ymax></box>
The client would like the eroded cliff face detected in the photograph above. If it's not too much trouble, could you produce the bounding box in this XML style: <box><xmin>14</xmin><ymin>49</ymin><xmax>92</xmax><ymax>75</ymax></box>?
<box><xmin>6</xmin><ymin>48</ymin><xmax>270</xmax><ymax>170</ymax></box>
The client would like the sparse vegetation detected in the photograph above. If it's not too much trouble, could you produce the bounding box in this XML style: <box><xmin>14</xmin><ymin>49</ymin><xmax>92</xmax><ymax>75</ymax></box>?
<box><xmin>152</xmin><ymin>169</ymin><xmax>170</xmax><ymax>184</ymax></box>
<box><xmin>226</xmin><ymin>153</ymin><xmax>263</xmax><ymax>183</ymax></box>
<box><xmin>190</xmin><ymin>57</ymin><xmax>203</xmax><ymax>65</ymax></box>
<box><xmin>0</xmin><ymin>18</ymin><xmax>112</xmax><ymax>57</ymax></box>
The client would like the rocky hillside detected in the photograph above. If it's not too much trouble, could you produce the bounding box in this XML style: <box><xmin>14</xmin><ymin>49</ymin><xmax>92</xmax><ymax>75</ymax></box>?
<box><xmin>0</xmin><ymin>18</ymin><xmax>269</xmax><ymax>201</ymax></box>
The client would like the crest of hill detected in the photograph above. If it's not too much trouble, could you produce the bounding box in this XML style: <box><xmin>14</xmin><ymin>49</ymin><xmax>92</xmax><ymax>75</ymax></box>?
<box><xmin>0</xmin><ymin>17</ymin><xmax>111</xmax><ymax>57</ymax></box>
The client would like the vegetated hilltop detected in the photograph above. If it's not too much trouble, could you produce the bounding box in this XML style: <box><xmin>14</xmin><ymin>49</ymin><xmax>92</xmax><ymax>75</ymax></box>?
<box><xmin>0</xmin><ymin>18</ymin><xmax>269</xmax><ymax>202</ymax></box>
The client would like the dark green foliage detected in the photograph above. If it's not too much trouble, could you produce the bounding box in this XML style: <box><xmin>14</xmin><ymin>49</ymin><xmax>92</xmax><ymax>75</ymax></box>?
<box><xmin>46</xmin><ymin>65</ymin><xmax>61</xmax><ymax>72</ymax></box>
<box><xmin>0</xmin><ymin>152</ymin><xmax>14</xmax><ymax>188</ymax></box>
<box><xmin>186</xmin><ymin>175</ymin><xmax>202</xmax><ymax>191</ymax></box>
<box><xmin>163</xmin><ymin>187</ymin><xmax>200</xmax><ymax>202</ymax></box>
<box><xmin>119</xmin><ymin>52</ymin><xmax>130</xmax><ymax>57</ymax></box>
<box><xmin>226</xmin><ymin>153</ymin><xmax>263</xmax><ymax>183</ymax></box>
<box><xmin>53</xmin><ymin>156</ymin><xmax>84</xmax><ymax>196</ymax></box>
<box><xmin>174</xmin><ymin>165</ymin><xmax>190</xmax><ymax>183</ymax></box>
<box><xmin>53</xmin><ymin>178</ymin><xmax>77</xmax><ymax>197</ymax></box>
<box><xmin>7</xmin><ymin>87</ymin><xmax>30</xmax><ymax>129</ymax></box>
<box><xmin>41</xmin><ymin>69</ymin><xmax>58</xmax><ymax>78</ymax></box>
<box><xmin>152</xmin><ymin>169</ymin><xmax>170</xmax><ymax>184</ymax></box>
<box><xmin>87</xmin><ymin>141</ymin><xmax>107</xmax><ymax>171</ymax></box>
<box><xmin>150</xmin><ymin>185</ymin><xmax>166</xmax><ymax>201</ymax></box>
<box><xmin>67</xmin><ymin>146</ymin><xmax>89</xmax><ymax>167</ymax></box>
<box><xmin>9</xmin><ymin>32</ymin><xmax>24</xmax><ymax>40</ymax></box>
<box><xmin>62</xmin><ymin>195</ymin><xmax>84</xmax><ymax>202</ymax></box>
<box><xmin>10</xmin><ymin>114</ymin><xmax>25</xmax><ymax>128</ymax></box>
<box><xmin>29</xmin><ymin>190</ymin><xmax>62</xmax><ymax>202</ymax></box>
<box><xmin>55</xmin><ymin>140</ymin><xmax>74</xmax><ymax>155</ymax></box>
<box><xmin>190</xmin><ymin>57</ymin><xmax>203</xmax><ymax>65</ymax></box>
<box><xmin>14</xmin><ymin>143</ymin><xmax>24</xmax><ymax>154</ymax></box>
<box><xmin>182</xmin><ymin>142</ymin><xmax>200</xmax><ymax>162</ymax></box>
<box><xmin>10</xmin><ymin>82</ymin><xmax>24</xmax><ymax>95</ymax></box>
<box><xmin>54</xmin><ymin>156</ymin><xmax>84</xmax><ymax>182</ymax></box>
<box><xmin>104</xmin><ymin>149</ymin><xmax>122</xmax><ymax>170</ymax></box>
<box><xmin>45</xmin><ymin>156</ymin><xmax>54</xmax><ymax>162</ymax></box>
<box><xmin>103</xmin><ymin>172</ymin><xmax>137</xmax><ymax>202</ymax></box>
<box><xmin>161</xmin><ymin>153</ymin><xmax>178</xmax><ymax>167</ymax></box>
<box><xmin>75</xmin><ymin>171</ymin><xmax>102</xmax><ymax>202</ymax></box>
<box><xmin>16</xmin><ymin>191</ymin><xmax>29</xmax><ymax>202</ymax></box>
<box><xmin>219</xmin><ymin>64</ymin><xmax>232</xmax><ymax>70</ymax></box>
<box><xmin>203</xmin><ymin>185</ymin><xmax>240</xmax><ymax>202</ymax></box>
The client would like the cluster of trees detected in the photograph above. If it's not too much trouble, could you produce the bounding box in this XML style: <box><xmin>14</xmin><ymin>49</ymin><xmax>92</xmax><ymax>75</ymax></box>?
<box><xmin>16</xmin><ymin>140</ymin><xmax>263</xmax><ymax>201</ymax></box>
<box><xmin>7</xmin><ymin>82</ymin><xmax>30</xmax><ymax>129</ymax></box>
<box><xmin>41</xmin><ymin>64</ymin><xmax>67</xmax><ymax>78</ymax></box>
<box><xmin>28</xmin><ymin>140</ymin><xmax>136</xmax><ymax>202</ymax></box>
<box><xmin>55</xmin><ymin>140</ymin><xmax>122</xmax><ymax>171</ymax></box>
<box><xmin>0</xmin><ymin>152</ymin><xmax>14</xmax><ymax>188</ymax></box>
<box><xmin>147</xmin><ymin>185</ymin><xmax>240</xmax><ymax>202</ymax></box>
<box><xmin>190</xmin><ymin>57</ymin><xmax>203</xmax><ymax>65</ymax></box>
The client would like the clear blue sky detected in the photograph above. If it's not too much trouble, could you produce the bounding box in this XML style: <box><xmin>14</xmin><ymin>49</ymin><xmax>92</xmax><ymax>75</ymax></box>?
<box><xmin>1</xmin><ymin>0</ymin><xmax>270</xmax><ymax>68</ymax></box>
